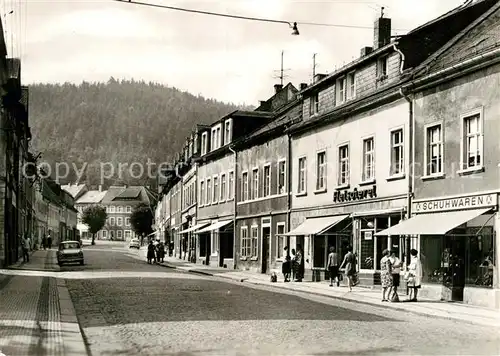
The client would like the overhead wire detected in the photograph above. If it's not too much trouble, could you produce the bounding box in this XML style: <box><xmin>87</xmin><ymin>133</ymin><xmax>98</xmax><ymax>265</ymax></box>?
<box><xmin>113</xmin><ymin>0</ymin><xmax>410</xmax><ymax>32</ymax></box>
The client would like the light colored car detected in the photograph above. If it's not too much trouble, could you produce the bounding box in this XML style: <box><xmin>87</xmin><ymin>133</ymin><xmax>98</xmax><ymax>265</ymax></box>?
<box><xmin>57</xmin><ymin>241</ymin><xmax>84</xmax><ymax>266</ymax></box>
<box><xmin>129</xmin><ymin>238</ymin><xmax>140</xmax><ymax>249</ymax></box>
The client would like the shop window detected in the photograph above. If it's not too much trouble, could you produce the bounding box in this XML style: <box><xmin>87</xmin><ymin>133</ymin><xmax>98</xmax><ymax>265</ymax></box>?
<box><xmin>421</xmin><ymin>235</ymin><xmax>445</xmax><ymax>284</ymax></box>
<box><xmin>313</xmin><ymin>235</ymin><xmax>326</xmax><ymax>268</ymax></box>
<box><xmin>360</xmin><ymin>231</ymin><xmax>375</xmax><ymax>269</ymax></box>
<box><xmin>465</xmin><ymin>227</ymin><xmax>493</xmax><ymax>287</ymax></box>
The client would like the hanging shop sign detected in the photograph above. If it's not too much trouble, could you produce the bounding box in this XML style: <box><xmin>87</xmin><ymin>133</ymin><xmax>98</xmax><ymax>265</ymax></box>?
<box><xmin>412</xmin><ymin>193</ymin><xmax>497</xmax><ymax>213</ymax></box>
<box><xmin>333</xmin><ymin>185</ymin><xmax>377</xmax><ymax>203</ymax></box>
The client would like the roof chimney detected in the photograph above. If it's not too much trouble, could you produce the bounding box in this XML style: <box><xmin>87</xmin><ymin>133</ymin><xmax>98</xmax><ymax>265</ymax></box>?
<box><xmin>300</xmin><ymin>83</ymin><xmax>308</xmax><ymax>91</ymax></box>
<box><xmin>373</xmin><ymin>14</ymin><xmax>391</xmax><ymax>50</ymax></box>
<box><xmin>360</xmin><ymin>46</ymin><xmax>373</xmax><ymax>57</ymax></box>
<box><xmin>274</xmin><ymin>84</ymin><xmax>283</xmax><ymax>93</ymax></box>
<box><xmin>314</xmin><ymin>74</ymin><xmax>327</xmax><ymax>83</ymax></box>
<box><xmin>259</xmin><ymin>100</ymin><xmax>266</xmax><ymax>106</ymax></box>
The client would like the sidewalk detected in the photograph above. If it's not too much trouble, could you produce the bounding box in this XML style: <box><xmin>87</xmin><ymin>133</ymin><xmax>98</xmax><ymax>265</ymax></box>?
<box><xmin>0</xmin><ymin>249</ymin><xmax>88</xmax><ymax>356</ymax></box>
<box><xmin>150</xmin><ymin>251</ymin><xmax>500</xmax><ymax>328</ymax></box>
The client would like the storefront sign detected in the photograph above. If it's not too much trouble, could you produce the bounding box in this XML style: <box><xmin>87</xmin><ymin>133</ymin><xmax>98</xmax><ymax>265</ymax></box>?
<box><xmin>333</xmin><ymin>185</ymin><xmax>377</xmax><ymax>203</ymax></box>
<box><xmin>412</xmin><ymin>193</ymin><xmax>497</xmax><ymax>213</ymax></box>
<box><xmin>364</xmin><ymin>231</ymin><xmax>373</xmax><ymax>240</ymax></box>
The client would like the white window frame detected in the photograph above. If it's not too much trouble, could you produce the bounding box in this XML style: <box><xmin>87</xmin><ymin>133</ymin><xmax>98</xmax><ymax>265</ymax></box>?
<box><xmin>241</xmin><ymin>171</ymin><xmax>249</xmax><ymax>201</ymax></box>
<box><xmin>117</xmin><ymin>217</ymin><xmax>123</xmax><ymax>226</ymax></box>
<box><xmin>277</xmin><ymin>159</ymin><xmax>287</xmax><ymax>195</ymax></box>
<box><xmin>347</xmin><ymin>71</ymin><xmax>356</xmax><ymax>100</ymax></box>
<box><xmin>206</xmin><ymin>178</ymin><xmax>212</xmax><ymax>205</ymax></box>
<box><xmin>309</xmin><ymin>93</ymin><xmax>319</xmax><ymax>116</ymax></box>
<box><xmin>125</xmin><ymin>217</ymin><xmax>130</xmax><ymax>226</ymax></box>
<box><xmin>361</xmin><ymin>136</ymin><xmax>375</xmax><ymax>182</ymax></box>
<box><xmin>338</xmin><ymin>143</ymin><xmax>350</xmax><ymax>187</ymax></box>
<box><xmin>377</xmin><ymin>55</ymin><xmax>389</xmax><ymax>80</ymax></box>
<box><xmin>124</xmin><ymin>230</ymin><xmax>131</xmax><ymax>239</ymax></box>
<box><xmin>110</xmin><ymin>206</ymin><xmax>115</xmax><ymax>213</ymax></box>
<box><xmin>240</xmin><ymin>226</ymin><xmax>250</xmax><ymax>259</ymax></box>
<box><xmin>201</xmin><ymin>132</ymin><xmax>208</xmax><ymax>155</ymax></box>
<box><xmin>337</xmin><ymin>76</ymin><xmax>347</xmax><ymax>104</ymax></box>
<box><xmin>460</xmin><ymin>107</ymin><xmax>484</xmax><ymax>173</ymax></box>
<box><xmin>252</xmin><ymin>167</ymin><xmax>259</xmax><ymax>200</ymax></box>
<box><xmin>263</xmin><ymin>163</ymin><xmax>271</xmax><ymax>197</ymax></box>
<box><xmin>228</xmin><ymin>170</ymin><xmax>234</xmax><ymax>200</ymax></box>
<box><xmin>220</xmin><ymin>173</ymin><xmax>226</xmax><ymax>201</ymax></box>
<box><xmin>211</xmin><ymin>124</ymin><xmax>222</xmax><ymax>151</ymax></box>
<box><xmin>224</xmin><ymin>119</ymin><xmax>232</xmax><ymax>145</ymax></box>
<box><xmin>200</xmin><ymin>180</ymin><xmax>205</xmax><ymax>206</ymax></box>
<box><xmin>126</xmin><ymin>206</ymin><xmax>132</xmax><ymax>213</ymax></box>
<box><xmin>212</xmin><ymin>175</ymin><xmax>219</xmax><ymax>203</ymax></box>
<box><xmin>102</xmin><ymin>230</ymin><xmax>108</xmax><ymax>238</ymax></box>
<box><xmin>110</xmin><ymin>217</ymin><xmax>115</xmax><ymax>226</ymax></box>
<box><xmin>297</xmin><ymin>156</ymin><xmax>307</xmax><ymax>194</ymax></box>
<box><xmin>251</xmin><ymin>225</ymin><xmax>259</xmax><ymax>258</ymax></box>
<box><xmin>390</xmin><ymin>127</ymin><xmax>405</xmax><ymax>177</ymax></box>
<box><xmin>117</xmin><ymin>206</ymin><xmax>122</xmax><ymax>213</ymax></box>
<box><xmin>276</xmin><ymin>222</ymin><xmax>286</xmax><ymax>260</ymax></box>
<box><xmin>117</xmin><ymin>230</ymin><xmax>123</xmax><ymax>239</ymax></box>
<box><xmin>315</xmin><ymin>150</ymin><xmax>327</xmax><ymax>192</ymax></box>
<box><xmin>424</xmin><ymin>123</ymin><xmax>444</xmax><ymax>177</ymax></box>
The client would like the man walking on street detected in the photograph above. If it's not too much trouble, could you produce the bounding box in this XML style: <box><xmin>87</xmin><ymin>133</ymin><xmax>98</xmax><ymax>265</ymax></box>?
<box><xmin>22</xmin><ymin>233</ymin><xmax>31</xmax><ymax>263</ymax></box>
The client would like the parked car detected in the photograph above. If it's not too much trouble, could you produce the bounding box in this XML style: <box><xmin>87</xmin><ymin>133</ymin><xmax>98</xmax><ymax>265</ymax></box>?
<box><xmin>129</xmin><ymin>238</ymin><xmax>140</xmax><ymax>249</ymax></box>
<box><xmin>57</xmin><ymin>241</ymin><xmax>84</xmax><ymax>266</ymax></box>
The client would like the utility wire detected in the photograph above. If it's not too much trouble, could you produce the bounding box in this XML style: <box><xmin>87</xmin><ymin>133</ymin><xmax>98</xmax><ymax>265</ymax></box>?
<box><xmin>113</xmin><ymin>0</ymin><xmax>410</xmax><ymax>32</ymax></box>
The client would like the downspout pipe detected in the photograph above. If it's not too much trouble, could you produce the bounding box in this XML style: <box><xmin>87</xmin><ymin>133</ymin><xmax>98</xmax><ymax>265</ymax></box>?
<box><xmin>392</xmin><ymin>43</ymin><xmax>405</xmax><ymax>75</ymax></box>
<box><xmin>399</xmin><ymin>86</ymin><xmax>414</xmax><ymax>268</ymax></box>
<box><xmin>228</xmin><ymin>144</ymin><xmax>237</xmax><ymax>270</ymax></box>
<box><xmin>285</xmin><ymin>125</ymin><xmax>293</xmax><ymax>253</ymax></box>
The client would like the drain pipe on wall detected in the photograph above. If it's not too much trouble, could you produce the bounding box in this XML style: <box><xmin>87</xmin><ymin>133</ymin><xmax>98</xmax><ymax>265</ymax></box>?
<box><xmin>399</xmin><ymin>86</ymin><xmax>414</xmax><ymax>268</ymax></box>
<box><xmin>228</xmin><ymin>143</ymin><xmax>238</xmax><ymax>269</ymax></box>
<box><xmin>286</xmin><ymin>129</ymin><xmax>293</xmax><ymax>251</ymax></box>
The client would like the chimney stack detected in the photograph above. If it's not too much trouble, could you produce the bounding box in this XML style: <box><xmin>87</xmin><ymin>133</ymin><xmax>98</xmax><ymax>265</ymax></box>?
<box><xmin>259</xmin><ymin>100</ymin><xmax>266</xmax><ymax>106</ymax></box>
<box><xmin>360</xmin><ymin>46</ymin><xmax>373</xmax><ymax>57</ymax></box>
<box><xmin>314</xmin><ymin>74</ymin><xmax>327</xmax><ymax>83</ymax></box>
<box><xmin>274</xmin><ymin>84</ymin><xmax>283</xmax><ymax>93</ymax></box>
<box><xmin>300</xmin><ymin>83</ymin><xmax>308</xmax><ymax>91</ymax></box>
<box><xmin>373</xmin><ymin>16</ymin><xmax>391</xmax><ymax>50</ymax></box>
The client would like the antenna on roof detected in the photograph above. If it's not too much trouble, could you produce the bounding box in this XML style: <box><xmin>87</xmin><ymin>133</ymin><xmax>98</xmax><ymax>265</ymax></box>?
<box><xmin>380</xmin><ymin>6</ymin><xmax>385</xmax><ymax>18</ymax></box>
<box><xmin>272</xmin><ymin>50</ymin><xmax>291</xmax><ymax>85</ymax></box>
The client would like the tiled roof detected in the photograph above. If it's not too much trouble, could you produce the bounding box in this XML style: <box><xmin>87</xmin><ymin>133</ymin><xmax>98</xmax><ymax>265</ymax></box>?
<box><xmin>424</xmin><ymin>2</ymin><xmax>500</xmax><ymax>73</ymax></box>
<box><xmin>77</xmin><ymin>190</ymin><xmax>107</xmax><ymax>204</ymax></box>
<box><xmin>62</xmin><ymin>184</ymin><xmax>86</xmax><ymax>198</ymax></box>
<box><xmin>114</xmin><ymin>187</ymin><xmax>141</xmax><ymax>200</ymax></box>
<box><xmin>101</xmin><ymin>186</ymin><xmax>126</xmax><ymax>203</ymax></box>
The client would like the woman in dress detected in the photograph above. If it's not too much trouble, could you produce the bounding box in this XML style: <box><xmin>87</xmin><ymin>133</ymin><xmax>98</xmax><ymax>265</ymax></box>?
<box><xmin>340</xmin><ymin>246</ymin><xmax>355</xmax><ymax>292</ymax></box>
<box><xmin>407</xmin><ymin>249</ymin><xmax>423</xmax><ymax>301</ymax></box>
<box><xmin>380</xmin><ymin>249</ymin><xmax>393</xmax><ymax>302</ymax></box>
<box><xmin>282</xmin><ymin>246</ymin><xmax>291</xmax><ymax>282</ymax></box>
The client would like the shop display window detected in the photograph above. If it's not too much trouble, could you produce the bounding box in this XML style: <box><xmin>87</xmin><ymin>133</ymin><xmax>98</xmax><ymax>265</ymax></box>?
<box><xmin>421</xmin><ymin>235</ymin><xmax>442</xmax><ymax>284</ymax></box>
<box><xmin>465</xmin><ymin>227</ymin><xmax>494</xmax><ymax>288</ymax></box>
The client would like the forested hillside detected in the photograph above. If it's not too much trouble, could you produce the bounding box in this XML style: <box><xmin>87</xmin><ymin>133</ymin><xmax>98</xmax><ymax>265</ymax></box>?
<box><xmin>29</xmin><ymin>78</ymin><xmax>250</xmax><ymax>187</ymax></box>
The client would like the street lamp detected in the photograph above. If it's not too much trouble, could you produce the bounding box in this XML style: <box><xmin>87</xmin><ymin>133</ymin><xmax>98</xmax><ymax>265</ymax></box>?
<box><xmin>291</xmin><ymin>22</ymin><xmax>300</xmax><ymax>35</ymax></box>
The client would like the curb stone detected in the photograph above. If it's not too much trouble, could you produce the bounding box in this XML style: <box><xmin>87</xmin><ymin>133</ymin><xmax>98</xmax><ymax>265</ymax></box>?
<box><xmin>56</xmin><ymin>279</ymin><xmax>90</xmax><ymax>356</ymax></box>
<box><xmin>160</xmin><ymin>262</ymin><xmax>500</xmax><ymax>327</ymax></box>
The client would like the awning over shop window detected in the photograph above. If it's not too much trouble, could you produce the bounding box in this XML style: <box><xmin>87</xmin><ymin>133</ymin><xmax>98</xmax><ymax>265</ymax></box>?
<box><xmin>179</xmin><ymin>223</ymin><xmax>210</xmax><ymax>234</ymax></box>
<box><xmin>147</xmin><ymin>231</ymin><xmax>158</xmax><ymax>237</ymax></box>
<box><xmin>195</xmin><ymin>220</ymin><xmax>233</xmax><ymax>234</ymax></box>
<box><xmin>375</xmin><ymin>208</ymin><xmax>492</xmax><ymax>236</ymax></box>
<box><xmin>282</xmin><ymin>215</ymin><xmax>350</xmax><ymax>236</ymax></box>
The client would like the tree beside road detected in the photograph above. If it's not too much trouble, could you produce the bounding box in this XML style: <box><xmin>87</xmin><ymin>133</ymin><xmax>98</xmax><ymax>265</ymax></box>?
<box><xmin>82</xmin><ymin>205</ymin><xmax>108</xmax><ymax>245</ymax></box>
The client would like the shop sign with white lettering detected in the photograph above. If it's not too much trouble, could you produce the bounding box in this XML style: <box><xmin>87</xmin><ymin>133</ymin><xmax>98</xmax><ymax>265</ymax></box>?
<box><xmin>412</xmin><ymin>194</ymin><xmax>497</xmax><ymax>213</ymax></box>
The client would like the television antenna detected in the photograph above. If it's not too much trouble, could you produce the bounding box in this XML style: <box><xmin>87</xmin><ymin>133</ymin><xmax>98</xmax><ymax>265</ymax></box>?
<box><xmin>272</xmin><ymin>50</ymin><xmax>291</xmax><ymax>86</ymax></box>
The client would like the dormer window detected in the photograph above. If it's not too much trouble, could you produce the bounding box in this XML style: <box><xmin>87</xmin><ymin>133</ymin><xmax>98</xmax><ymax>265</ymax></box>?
<box><xmin>309</xmin><ymin>93</ymin><xmax>319</xmax><ymax>116</ymax></box>
<box><xmin>211</xmin><ymin>124</ymin><xmax>222</xmax><ymax>151</ymax></box>
<box><xmin>377</xmin><ymin>55</ymin><xmax>388</xmax><ymax>82</ymax></box>
<box><xmin>224</xmin><ymin>119</ymin><xmax>232</xmax><ymax>145</ymax></box>
<box><xmin>347</xmin><ymin>71</ymin><xmax>356</xmax><ymax>100</ymax></box>
<box><xmin>336</xmin><ymin>76</ymin><xmax>347</xmax><ymax>104</ymax></box>
<box><xmin>201</xmin><ymin>132</ymin><xmax>208</xmax><ymax>155</ymax></box>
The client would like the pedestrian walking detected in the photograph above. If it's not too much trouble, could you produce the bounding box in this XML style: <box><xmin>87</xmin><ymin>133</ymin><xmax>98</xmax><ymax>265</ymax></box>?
<box><xmin>282</xmin><ymin>246</ymin><xmax>291</xmax><ymax>282</ymax></box>
<box><xmin>147</xmin><ymin>240</ymin><xmax>155</xmax><ymax>264</ymax></box>
<box><xmin>291</xmin><ymin>248</ymin><xmax>297</xmax><ymax>281</ymax></box>
<box><xmin>389</xmin><ymin>250</ymin><xmax>402</xmax><ymax>302</ymax></box>
<box><xmin>295</xmin><ymin>245</ymin><xmax>304</xmax><ymax>282</ymax></box>
<box><xmin>405</xmin><ymin>249</ymin><xmax>423</xmax><ymax>302</ymax></box>
<box><xmin>22</xmin><ymin>233</ymin><xmax>31</xmax><ymax>263</ymax></box>
<box><xmin>340</xmin><ymin>246</ymin><xmax>356</xmax><ymax>292</ymax></box>
<box><xmin>47</xmin><ymin>234</ymin><xmax>52</xmax><ymax>249</ymax></box>
<box><xmin>42</xmin><ymin>235</ymin><xmax>47</xmax><ymax>250</ymax></box>
<box><xmin>380</xmin><ymin>249</ymin><xmax>393</xmax><ymax>302</ymax></box>
<box><xmin>326</xmin><ymin>246</ymin><xmax>340</xmax><ymax>287</ymax></box>
<box><xmin>156</xmin><ymin>239</ymin><xmax>165</xmax><ymax>263</ymax></box>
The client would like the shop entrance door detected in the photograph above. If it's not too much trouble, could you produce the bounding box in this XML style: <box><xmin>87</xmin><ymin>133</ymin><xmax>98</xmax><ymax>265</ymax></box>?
<box><xmin>262</xmin><ymin>226</ymin><xmax>271</xmax><ymax>274</ymax></box>
<box><xmin>444</xmin><ymin>233</ymin><xmax>466</xmax><ymax>301</ymax></box>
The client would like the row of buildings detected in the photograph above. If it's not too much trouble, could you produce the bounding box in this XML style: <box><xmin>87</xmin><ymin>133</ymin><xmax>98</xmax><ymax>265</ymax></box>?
<box><xmin>154</xmin><ymin>0</ymin><xmax>500</xmax><ymax>309</ymax></box>
<box><xmin>0</xmin><ymin>17</ymin><xmax>79</xmax><ymax>267</ymax></box>
<box><xmin>63</xmin><ymin>183</ymin><xmax>155</xmax><ymax>241</ymax></box>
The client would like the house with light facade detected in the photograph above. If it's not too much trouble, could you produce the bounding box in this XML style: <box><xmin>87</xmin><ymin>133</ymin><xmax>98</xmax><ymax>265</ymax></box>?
<box><xmin>74</xmin><ymin>186</ymin><xmax>107</xmax><ymax>239</ymax></box>
<box><xmin>285</xmin><ymin>0</ymin><xmax>498</xmax><ymax>283</ymax></box>
<box><xmin>376</xmin><ymin>0</ymin><xmax>500</xmax><ymax>308</ymax></box>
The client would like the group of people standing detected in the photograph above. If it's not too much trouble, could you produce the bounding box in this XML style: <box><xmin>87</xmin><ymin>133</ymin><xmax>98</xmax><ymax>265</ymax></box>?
<box><xmin>281</xmin><ymin>245</ymin><xmax>305</xmax><ymax>282</ymax></box>
<box><xmin>147</xmin><ymin>238</ymin><xmax>166</xmax><ymax>264</ymax></box>
<box><xmin>380</xmin><ymin>248</ymin><xmax>422</xmax><ymax>302</ymax></box>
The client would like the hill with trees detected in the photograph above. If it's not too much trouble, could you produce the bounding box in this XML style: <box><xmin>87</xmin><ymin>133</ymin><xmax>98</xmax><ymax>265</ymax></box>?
<box><xmin>28</xmin><ymin>78</ymin><xmax>251</xmax><ymax>187</ymax></box>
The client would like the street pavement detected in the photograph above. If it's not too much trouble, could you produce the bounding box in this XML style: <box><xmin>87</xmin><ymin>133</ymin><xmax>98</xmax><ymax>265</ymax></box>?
<box><xmin>1</xmin><ymin>241</ymin><xmax>499</xmax><ymax>355</ymax></box>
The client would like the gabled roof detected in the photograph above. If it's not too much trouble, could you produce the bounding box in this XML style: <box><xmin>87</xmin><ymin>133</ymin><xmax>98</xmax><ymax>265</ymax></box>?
<box><xmin>114</xmin><ymin>187</ymin><xmax>141</xmax><ymax>200</ymax></box>
<box><xmin>414</xmin><ymin>0</ymin><xmax>500</xmax><ymax>75</ymax></box>
<box><xmin>62</xmin><ymin>184</ymin><xmax>87</xmax><ymax>199</ymax></box>
<box><xmin>101</xmin><ymin>186</ymin><xmax>126</xmax><ymax>203</ymax></box>
<box><xmin>77</xmin><ymin>190</ymin><xmax>107</xmax><ymax>204</ymax></box>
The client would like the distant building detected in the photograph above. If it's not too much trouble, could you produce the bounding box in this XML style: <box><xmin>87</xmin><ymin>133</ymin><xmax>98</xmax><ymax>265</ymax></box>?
<box><xmin>71</xmin><ymin>185</ymin><xmax>107</xmax><ymax>240</ymax></box>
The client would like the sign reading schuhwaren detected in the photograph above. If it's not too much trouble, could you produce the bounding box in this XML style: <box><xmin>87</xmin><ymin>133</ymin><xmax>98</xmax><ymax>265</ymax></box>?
<box><xmin>412</xmin><ymin>193</ymin><xmax>497</xmax><ymax>213</ymax></box>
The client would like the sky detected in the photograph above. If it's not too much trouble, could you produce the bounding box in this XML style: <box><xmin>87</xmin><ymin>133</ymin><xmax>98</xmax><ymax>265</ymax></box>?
<box><xmin>2</xmin><ymin>0</ymin><xmax>467</xmax><ymax>106</ymax></box>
